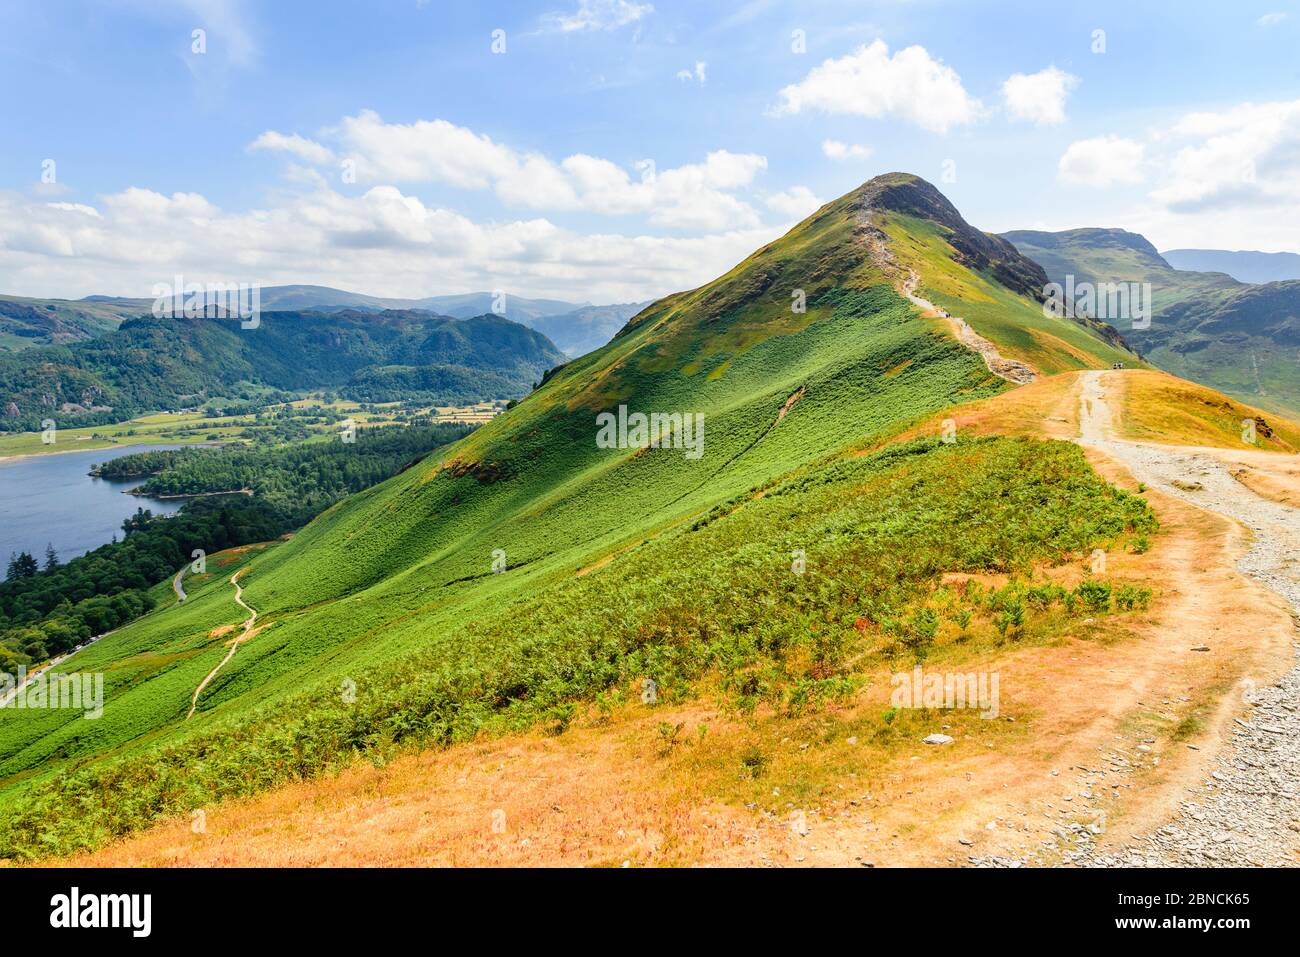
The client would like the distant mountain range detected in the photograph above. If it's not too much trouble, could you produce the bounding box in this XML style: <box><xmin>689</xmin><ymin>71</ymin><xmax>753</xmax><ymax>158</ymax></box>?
<box><xmin>1004</xmin><ymin>229</ymin><xmax>1300</xmax><ymax>416</ymax></box>
<box><xmin>0</xmin><ymin>310</ymin><xmax>566</xmax><ymax>431</ymax></box>
<box><xmin>0</xmin><ymin>286</ymin><xmax>647</xmax><ymax>358</ymax></box>
<box><xmin>1162</xmin><ymin>248</ymin><xmax>1300</xmax><ymax>284</ymax></box>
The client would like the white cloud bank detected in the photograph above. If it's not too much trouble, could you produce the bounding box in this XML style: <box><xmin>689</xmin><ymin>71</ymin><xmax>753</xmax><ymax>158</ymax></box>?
<box><xmin>1056</xmin><ymin>99</ymin><xmax>1300</xmax><ymax>250</ymax></box>
<box><xmin>0</xmin><ymin>182</ymin><xmax>786</xmax><ymax>304</ymax></box>
<box><xmin>251</xmin><ymin>110</ymin><xmax>768</xmax><ymax>232</ymax></box>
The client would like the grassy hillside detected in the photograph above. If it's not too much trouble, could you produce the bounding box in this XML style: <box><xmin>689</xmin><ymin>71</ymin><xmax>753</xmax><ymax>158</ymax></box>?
<box><xmin>0</xmin><ymin>295</ymin><xmax>148</xmax><ymax>352</ymax></box>
<box><xmin>1111</xmin><ymin>369</ymin><xmax>1300</xmax><ymax>451</ymax></box>
<box><xmin>1005</xmin><ymin>228</ymin><xmax>1300</xmax><ymax>417</ymax></box>
<box><xmin>0</xmin><ymin>174</ymin><xmax>1154</xmax><ymax>859</ymax></box>
<box><xmin>883</xmin><ymin>215</ymin><xmax>1136</xmax><ymax>375</ymax></box>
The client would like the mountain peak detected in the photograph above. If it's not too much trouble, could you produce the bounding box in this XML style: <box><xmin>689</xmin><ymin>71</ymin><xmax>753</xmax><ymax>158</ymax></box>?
<box><xmin>846</xmin><ymin>172</ymin><xmax>959</xmax><ymax>219</ymax></box>
<box><xmin>839</xmin><ymin>173</ymin><xmax>1047</xmax><ymax>300</ymax></box>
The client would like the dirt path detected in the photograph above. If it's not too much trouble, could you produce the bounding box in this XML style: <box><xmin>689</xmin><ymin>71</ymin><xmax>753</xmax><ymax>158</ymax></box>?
<box><xmin>185</xmin><ymin>571</ymin><xmax>257</xmax><ymax>721</ymax></box>
<box><xmin>172</xmin><ymin>566</ymin><xmax>187</xmax><ymax>603</ymax></box>
<box><xmin>987</xmin><ymin>370</ymin><xmax>1300</xmax><ymax>866</ymax></box>
<box><xmin>902</xmin><ymin>271</ymin><xmax>1038</xmax><ymax>384</ymax></box>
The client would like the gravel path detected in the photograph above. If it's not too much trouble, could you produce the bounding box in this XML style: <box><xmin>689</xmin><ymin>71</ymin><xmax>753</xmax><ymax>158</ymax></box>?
<box><xmin>978</xmin><ymin>370</ymin><xmax>1300</xmax><ymax>867</ymax></box>
<box><xmin>902</xmin><ymin>271</ymin><xmax>1038</xmax><ymax>384</ymax></box>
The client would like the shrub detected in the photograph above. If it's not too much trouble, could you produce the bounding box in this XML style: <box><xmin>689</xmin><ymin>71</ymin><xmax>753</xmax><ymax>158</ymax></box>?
<box><xmin>1074</xmin><ymin>580</ymin><xmax>1113</xmax><ymax>613</ymax></box>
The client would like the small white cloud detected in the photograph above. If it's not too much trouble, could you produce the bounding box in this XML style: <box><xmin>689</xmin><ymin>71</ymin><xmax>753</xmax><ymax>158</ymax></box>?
<box><xmin>46</xmin><ymin>202</ymin><xmax>101</xmax><ymax>218</ymax></box>
<box><xmin>765</xmin><ymin>186</ymin><xmax>822</xmax><ymax>220</ymax></box>
<box><xmin>1058</xmin><ymin>136</ymin><xmax>1146</xmax><ymax>187</ymax></box>
<box><xmin>771</xmin><ymin>39</ymin><xmax>981</xmax><ymax>134</ymax></box>
<box><xmin>248</xmin><ymin>131</ymin><xmax>336</xmax><ymax>165</ymax></box>
<box><xmin>676</xmin><ymin>61</ymin><xmax>706</xmax><ymax>83</ymax></box>
<box><xmin>821</xmin><ymin>139</ymin><xmax>874</xmax><ymax>161</ymax></box>
<box><xmin>1257</xmin><ymin>12</ymin><xmax>1288</xmax><ymax>26</ymax></box>
<box><xmin>1002</xmin><ymin>67</ymin><xmax>1078</xmax><ymax>125</ymax></box>
<box><xmin>543</xmin><ymin>0</ymin><xmax>653</xmax><ymax>32</ymax></box>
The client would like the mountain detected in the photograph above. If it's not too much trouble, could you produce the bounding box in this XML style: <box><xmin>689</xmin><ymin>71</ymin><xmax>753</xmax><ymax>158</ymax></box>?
<box><xmin>0</xmin><ymin>310</ymin><xmax>565</xmax><ymax>430</ymax></box>
<box><xmin>1163</xmin><ymin>248</ymin><xmax>1300</xmax><ymax>284</ymax></box>
<box><xmin>0</xmin><ymin>174</ymin><xmax>1155</xmax><ymax>858</ymax></box>
<box><xmin>1004</xmin><ymin>228</ymin><xmax>1300</xmax><ymax>416</ymax></box>
<box><xmin>525</xmin><ymin>301</ymin><xmax>649</xmax><ymax>356</ymax></box>
<box><xmin>0</xmin><ymin>294</ymin><xmax>150</xmax><ymax>351</ymax></box>
<box><xmin>0</xmin><ymin>285</ymin><xmax>642</xmax><ymax>358</ymax></box>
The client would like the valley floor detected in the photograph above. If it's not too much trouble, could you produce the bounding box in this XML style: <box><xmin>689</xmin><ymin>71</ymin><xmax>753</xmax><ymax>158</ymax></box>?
<box><xmin>51</xmin><ymin>371</ymin><xmax>1300</xmax><ymax>868</ymax></box>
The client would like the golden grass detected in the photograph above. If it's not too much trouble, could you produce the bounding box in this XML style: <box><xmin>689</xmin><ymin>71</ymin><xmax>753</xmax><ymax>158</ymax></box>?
<box><xmin>1113</xmin><ymin>369</ymin><xmax>1300</xmax><ymax>451</ymax></box>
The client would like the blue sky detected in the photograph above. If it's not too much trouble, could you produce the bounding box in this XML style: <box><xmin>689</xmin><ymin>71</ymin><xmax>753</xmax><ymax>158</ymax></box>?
<box><xmin>1</xmin><ymin>0</ymin><xmax>1298</xmax><ymax>302</ymax></box>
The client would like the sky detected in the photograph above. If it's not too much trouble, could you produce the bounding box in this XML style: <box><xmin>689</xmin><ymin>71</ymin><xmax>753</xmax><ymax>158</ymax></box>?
<box><xmin>1</xmin><ymin>0</ymin><xmax>1298</xmax><ymax>304</ymax></box>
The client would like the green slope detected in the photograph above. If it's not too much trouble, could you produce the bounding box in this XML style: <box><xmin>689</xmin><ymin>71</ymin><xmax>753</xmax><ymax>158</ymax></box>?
<box><xmin>1005</xmin><ymin>228</ymin><xmax>1300</xmax><ymax>417</ymax></box>
<box><xmin>0</xmin><ymin>295</ymin><xmax>148</xmax><ymax>352</ymax></box>
<box><xmin>0</xmin><ymin>174</ymin><xmax>1153</xmax><ymax>858</ymax></box>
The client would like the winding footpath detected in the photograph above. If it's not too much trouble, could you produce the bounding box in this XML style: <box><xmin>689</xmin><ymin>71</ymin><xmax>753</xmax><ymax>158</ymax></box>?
<box><xmin>185</xmin><ymin>570</ymin><xmax>257</xmax><ymax>720</ymax></box>
<box><xmin>901</xmin><ymin>271</ymin><xmax>1038</xmax><ymax>385</ymax></box>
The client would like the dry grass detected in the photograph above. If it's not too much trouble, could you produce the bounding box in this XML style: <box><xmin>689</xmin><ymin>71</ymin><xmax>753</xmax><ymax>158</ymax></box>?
<box><xmin>1113</xmin><ymin>369</ymin><xmax>1300</xmax><ymax>451</ymax></box>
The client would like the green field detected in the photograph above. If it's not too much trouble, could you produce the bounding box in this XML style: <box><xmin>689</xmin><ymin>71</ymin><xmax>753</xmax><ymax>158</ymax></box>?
<box><xmin>0</xmin><ymin>174</ymin><xmax>1158</xmax><ymax>860</ymax></box>
<box><xmin>0</xmin><ymin>398</ymin><xmax>493</xmax><ymax>460</ymax></box>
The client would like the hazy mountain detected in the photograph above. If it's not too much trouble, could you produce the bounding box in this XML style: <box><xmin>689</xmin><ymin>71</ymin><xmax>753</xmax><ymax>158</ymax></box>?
<box><xmin>1162</xmin><ymin>249</ymin><xmax>1300</xmax><ymax>284</ymax></box>
<box><xmin>0</xmin><ymin>285</ymin><xmax>640</xmax><ymax>356</ymax></box>
<box><xmin>525</xmin><ymin>301</ymin><xmax>650</xmax><ymax>356</ymax></box>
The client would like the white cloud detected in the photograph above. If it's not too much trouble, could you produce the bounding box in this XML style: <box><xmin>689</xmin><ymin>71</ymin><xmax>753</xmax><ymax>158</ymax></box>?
<box><xmin>0</xmin><ymin>184</ymin><xmax>783</xmax><ymax>304</ymax></box>
<box><xmin>1149</xmin><ymin>100</ymin><xmax>1300</xmax><ymax>211</ymax></box>
<box><xmin>248</xmin><ymin>131</ymin><xmax>336</xmax><ymax>165</ymax></box>
<box><xmin>1001</xmin><ymin>67</ymin><xmax>1078</xmax><ymax>125</ymax></box>
<box><xmin>821</xmin><ymin>139</ymin><xmax>873</xmax><ymax>161</ymax></box>
<box><xmin>676</xmin><ymin>61</ymin><xmax>706</xmax><ymax>84</ymax></box>
<box><xmin>543</xmin><ymin>0</ymin><xmax>653</xmax><ymax>32</ymax></box>
<box><xmin>336</xmin><ymin>112</ymin><xmax>517</xmax><ymax>190</ymax></box>
<box><xmin>1057</xmin><ymin>136</ymin><xmax>1146</xmax><ymax>187</ymax></box>
<box><xmin>1041</xmin><ymin>99</ymin><xmax>1300</xmax><ymax>251</ymax></box>
<box><xmin>1257</xmin><ymin>12</ymin><xmax>1288</xmax><ymax>26</ymax></box>
<box><xmin>45</xmin><ymin>202</ymin><xmax>101</xmax><ymax>218</ymax></box>
<box><xmin>771</xmin><ymin>40</ymin><xmax>981</xmax><ymax>134</ymax></box>
<box><xmin>254</xmin><ymin>111</ymin><xmax>769</xmax><ymax>232</ymax></box>
<box><xmin>765</xmin><ymin>186</ymin><xmax>822</xmax><ymax>219</ymax></box>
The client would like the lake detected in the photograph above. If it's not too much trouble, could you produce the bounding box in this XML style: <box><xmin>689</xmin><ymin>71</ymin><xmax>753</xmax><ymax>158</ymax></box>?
<box><xmin>0</xmin><ymin>445</ymin><xmax>186</xmax><ymax>564</ymax></box>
